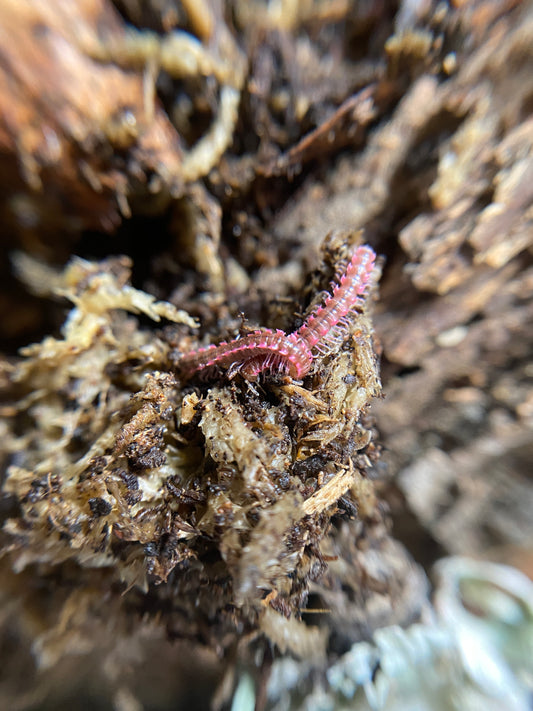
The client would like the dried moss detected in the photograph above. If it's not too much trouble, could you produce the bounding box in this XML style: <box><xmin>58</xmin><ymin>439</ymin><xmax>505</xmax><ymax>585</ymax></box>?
<box><xmin>1</xmin><ymin>1</ymin><xmax>531</xmax><ymax>708</ymax></box>
<box><xmin>1</xmin><ymin>231</ymin><xmax>386</xmax><ymax>671</ymax></box>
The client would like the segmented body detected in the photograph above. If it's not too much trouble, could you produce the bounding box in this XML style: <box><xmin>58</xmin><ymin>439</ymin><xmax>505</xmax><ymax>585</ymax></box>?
<box><xmin>177</xmin><ymin>245</ymin><xmax>376</xmax><ymax>381</ymax></box>
<box><xmin>296</xmin><ymin>245</ymin><xmax>376</xmax><ymax>353</ymax></box>
<box><xmin>177</xmin><ymin>329</ymin><xmax>313</xmax><ymax>380</ymax></box>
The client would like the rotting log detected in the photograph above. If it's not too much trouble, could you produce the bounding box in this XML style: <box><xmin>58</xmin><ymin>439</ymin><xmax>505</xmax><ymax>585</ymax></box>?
<box><xmin>0</xmin><ymin>1</ymin><xmax>532</xmax><ymax>709</ymax></box>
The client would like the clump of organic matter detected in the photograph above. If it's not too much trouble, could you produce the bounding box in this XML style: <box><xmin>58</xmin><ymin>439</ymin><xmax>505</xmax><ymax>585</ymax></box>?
<box><xmin>1</xmin><ymin>231</ymin><xmax>386</xmax><ymax>669</ymax></box>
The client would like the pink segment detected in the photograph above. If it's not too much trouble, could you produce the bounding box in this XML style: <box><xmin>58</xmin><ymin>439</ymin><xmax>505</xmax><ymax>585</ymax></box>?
<box><xmin>177</xmin><ymin>245</ymin><xmax>376</xmax><ymax>381</ymax></box>
<box><xmin>177</xmin><ymin>329</ymin><xmax>313</xmax><ymax>380</ymax></box>
<box><xmin>296</xmin><ymin>245</ymin><xmax>375</xmax><ymax>350</ymax></box>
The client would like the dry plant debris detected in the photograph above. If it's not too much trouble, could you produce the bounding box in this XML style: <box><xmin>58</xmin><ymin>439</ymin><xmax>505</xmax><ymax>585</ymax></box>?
<box><xmin>0</xmin><ymin>234</ymin><xmax>386</xmax><ymax>704</ymax></box>
<box><xmin>0</xmin><ymin>0</ymin><xmax>532</xmax><ymax>709</ymax></box>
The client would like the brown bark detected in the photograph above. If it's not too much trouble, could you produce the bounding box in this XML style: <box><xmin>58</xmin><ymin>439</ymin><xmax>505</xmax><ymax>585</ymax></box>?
<box><xmin>0</xmin><ymin>1</ymin><xmax>531</xmax><ymax>709</ymax></box>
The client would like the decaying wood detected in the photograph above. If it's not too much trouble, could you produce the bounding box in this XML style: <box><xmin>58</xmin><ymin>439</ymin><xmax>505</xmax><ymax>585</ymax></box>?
<box><xmin>0</xmin><ymin>0</ymin><xmax>532</xmax><ymax>709</ymax></box>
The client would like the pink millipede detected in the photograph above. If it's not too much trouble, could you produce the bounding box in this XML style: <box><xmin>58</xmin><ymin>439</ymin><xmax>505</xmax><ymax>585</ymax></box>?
<box><xmin>177</xmin><ymin>329</ymin><xmax>313</xmax><ymax>380</ymax></box>
<box><xmin>176</xmin><ymin>245</ymin><xmax>376</xmax><ymax>381</ymax></box>
<box><xmin>297</xmin><ymin>245</ymin><xmax>376</xmax><ymax>353</ymax></box>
